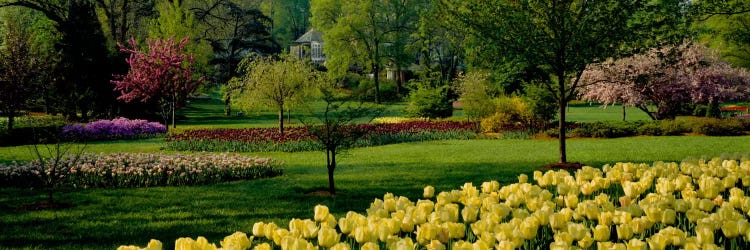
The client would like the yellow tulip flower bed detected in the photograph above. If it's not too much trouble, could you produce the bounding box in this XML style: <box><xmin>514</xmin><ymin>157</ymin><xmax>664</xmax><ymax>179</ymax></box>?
<box><xmin>120</xmin><ymin>157</ymin><xmax>750</xmax><ymax>250</ymax></box>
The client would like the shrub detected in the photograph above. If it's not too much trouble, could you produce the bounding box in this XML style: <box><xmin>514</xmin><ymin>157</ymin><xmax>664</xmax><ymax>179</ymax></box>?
<box><xmin>480</xmin><ymin>96</ymin><xmax>534</xmax><ymax>133</ymax></box>
<box><xmin>356</xmin><ymin>79</ymin><xmax>401</xmax><ymax>102</ymax></box>
<box><xmin>405</xmin><ymin>81</ymin><xmax>453</xmax><ymax>119</ymax></box>
<box><xmin>692</xmin><ymin>118</ymin><xmax>746</xmax><ymax>136</ymax></box>
<box><xmin>659</xmin><ymin>120</ymin><xmax>690</xmax><ymax>136</ymax></box>
<box><xmin>636</xmin><ymin>121</ymin><xmax>663</xmax><ymax>136</ymax></box>
<box><xmin>61</xmin><ymin>117</ymin><xmax>166</xmax><ymax>141</ymax></box>
<box><xmin>571</xmin><ymin>121</ymin><xmax>639</xmax><ymax>138</ymax></box>
<box><xmin>0</xmin><ymin>153</ymin><xmax>283</xmax><ymax>188</ymax></box>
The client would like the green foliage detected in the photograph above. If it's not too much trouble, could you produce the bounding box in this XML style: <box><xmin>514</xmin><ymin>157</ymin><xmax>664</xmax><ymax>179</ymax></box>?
<box><xmin>405</xmin><ymin>79</ymin><xmax>452</xmax><ymax>119</ymax></box>
<box><xmin>355</xmin><ymin>78</ymin><xmax>400</xmax><ymax>102</ymax></box>
<box><xmin>523</xmin><ymin>83</ymin><xmax>558</xmax><ymax>126</ymax></box>
<box><xmin>149</xmin><ymin>0</ymin><xmax>213</xmax><ymax>76</ymax></box>
<box><xmin>480</xmin><ymin>96</ymin><xmax>533</xmax><ymax>133</ymax></box>
<box><xmin>228</xmin><ymin>56</ymin><xmax>317</xmax><ymax>135</ymax></box>
<box><xmin>571</xmin><ymin>121</ymin><xmax>641</xmax><ymax>138</ymax></box>
<box><xmin>457</xmin><ymin>71</ymin><xmax>497</xmax><ymax>122</ymax></box>
<box><xmin>692</xmin><ymin>118</ymin><xmax>746</xmax><ymax>136</ymax></box>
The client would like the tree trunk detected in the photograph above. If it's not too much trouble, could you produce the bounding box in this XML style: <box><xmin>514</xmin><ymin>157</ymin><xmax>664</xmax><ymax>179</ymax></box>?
<box><xmin>373</xmin><ymin>62</ymin><xmax>381</xmax><ymax>104</ymax></box>
<box><xmin>171</xmin><ymin>101</ymin><xmax>176</xmax><ymax>129</ymax></box>
<box><xmin>622</xmin><ymin>105</ymin><xmax>626</xmax><ymax>121</ymax></box>
<box><xmin>327</xmin><ymin>148</ymin><xmax>336</xmax><ymax>195</ymax></box>
<box><xmin>7</xmin><ymin>112</ymin><xmax>14</xmax><ymax>131</ymax></box>
<box><xmin>557</xmin><ymin>74</ymin><xmax>567</xmax><ymax>163</ymax></box>
<box><xmin>225</xmin><ymin>95</ymin><xmax>232</xmax><ymax>116</ymax></box>
<box><xmin>278</xmin><ymin>105</ymin><xmax>285</xmax><ymax>136</ymax></box>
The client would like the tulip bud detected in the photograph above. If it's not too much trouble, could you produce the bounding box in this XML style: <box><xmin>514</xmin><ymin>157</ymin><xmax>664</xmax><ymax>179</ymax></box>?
<box><xmin>593</xmin><ymin>224</ymin><xmax>610</xmax><ymax>242</ymax></box>
<box><xmin>252</xmin><ymin>222</ymin><xmax>266</xmax><ymax>237</ymax></box>
<box><xmin>145</xmin><ymin>239</ymin><xmax>162</xmax><ymax>250</ymax></box>
<box><xmin>254</xmin><ymin>243</ymin><xmax>271</xmax><ymax>250</ymax></box>
<box><xmin>318</xmin><ymin>227</ymin><xmax>340</xmax><ymax>248</ymax></box>
<box><xmin>220</xmin><ymin>232</ymin><xmax>252</xmax><ymax>250</ymax></box>
<box><xmin>330</xmin><ymin>243</ymin><xmax>350</xmax><ymax>250</ymax></box>
<box><xmin>627</xmin><ymin>238</ymin><xmax>647</xmax><ymax>250</ymax></box>
<box><xmin>646</xmin><ymin>234</ymin><xmax>667</xmax><ymax>250</ymax></box>
<box><xmin>461</xmin><ymin>205</ymin><xmax>478</xmax><ymax>223</ymax></box>
<box><xmin>722</xmin><ymin>220</ymin><xmax>740</xmax><ymax>238</ymax></box>
<box><xmin>361</xmin><ymin>242</ymin><xmax>379</xmax><ymax>250</ymax></box>
<box><xmin>616</xmin><ymin>224</ymin><xmax>633</xmax><ymax>240</ymax></box>
<box><xmin>314</xmin><ymin>205</ymin><xmax>329</xmax><ymax>222</ymax></box>
<box><xmin>425</xmin><ymin>240</ymin><xmax>444</xmax><ymax>250</ymax></box>
<box><xmin>424</xmin><ymin>186</ymin><xmax>435</xmax><ymax>199</ymax></box>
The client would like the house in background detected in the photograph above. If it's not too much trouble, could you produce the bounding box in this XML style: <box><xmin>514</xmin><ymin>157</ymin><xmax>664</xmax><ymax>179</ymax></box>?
<box><xmin>290</xmin><ymin>29</ymin><xmax>326</xmax><ymax>64</ymax></box>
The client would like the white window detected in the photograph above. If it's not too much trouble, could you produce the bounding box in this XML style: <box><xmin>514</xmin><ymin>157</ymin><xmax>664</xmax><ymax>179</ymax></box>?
<box><xmin>311</xmin><ymin>42</ymin><xmax>325</xmax><ymax>62</ymax></box>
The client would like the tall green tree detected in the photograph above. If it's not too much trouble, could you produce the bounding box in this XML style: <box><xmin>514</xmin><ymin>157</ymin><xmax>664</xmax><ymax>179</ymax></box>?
<box><xmin>440</xmin><ymin>0</ymin><xmax>643</xmax><ymax>163</ymax></box>
<box><xmin>694</xmin><ymin>0</ymin><xmax>750</xmax><ymax>68</ymax></box>
<box><xmin>0</xmin><ymin>0</ymin><xmax>113</xmax><ymax>120</ymax></box>
<box><xmin>228</xmin><ymin>56</ymin><xmax>316</xmax><ymax>136</ymax></box>
<box><xmin>149</xmin><ymin>0</ymin><xmax>212</xmax><ymax>76</ymax></box>
<box><xmin>311</xmin><ymin>0</ymin><xmax>424</xmax><ymax>104</ymax></box>
<box><xmin>262</xmin><ymin>0</ymin><xmax>310</xmax><ymax>48</ymax></box>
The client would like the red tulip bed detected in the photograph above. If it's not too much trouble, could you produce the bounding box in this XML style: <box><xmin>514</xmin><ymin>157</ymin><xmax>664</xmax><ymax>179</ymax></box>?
<box><xmin>164</xmin><ymin>121</ymin><xmax>477</xmax><ymax>152</ymax></box>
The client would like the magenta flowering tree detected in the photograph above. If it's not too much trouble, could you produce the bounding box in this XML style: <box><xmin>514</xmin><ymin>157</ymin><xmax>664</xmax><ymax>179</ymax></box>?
<box><xmin>111</xmin><ymin>37</ymin><xmax>203</xmax><ymax>129</ymax></box>
<box><xmin>579</xmin><ymin>42</ymin><xmax>750</xmax><ymax>120</ymax></box>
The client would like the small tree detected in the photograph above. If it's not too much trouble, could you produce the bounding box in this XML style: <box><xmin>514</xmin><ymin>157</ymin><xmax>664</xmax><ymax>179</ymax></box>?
<box><xmin>457</xmin><ymin>71</ymin><xmax>497</xmax><ymax>130</ymax></box>
<box><xmin>111</xmin><ymin>37</ymin><xmax>203</xmax><ymax>129</ymax></box>
<box><xmin>229</xmin><ymin>56</ymin><xmax>316</xmax><ymax>136</ymax></box>
<box><xmin>579</xmin><ymin>42</ymin><xmax>750</xmax><ymax>120</ymax></box>
<box><xmin>0</xmin><ymin>16</ymin><xmax>45</xmax><ymax>131</ymax></box>
<box><xmin>303</xmin><ymin>82</ymin><xmax>383</xmax><ymax>195</ymax></box>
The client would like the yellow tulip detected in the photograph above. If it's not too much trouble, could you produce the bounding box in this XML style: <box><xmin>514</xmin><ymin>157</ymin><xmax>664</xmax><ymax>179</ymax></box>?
<box><xmin>451</xmin><ymin>241</ymin><xmax>472</xmax><ymax>250</ymax></box>
<box><xmin>254</xmin><ymin>243</ymin><xmax>271</xmax><ymax>250</ymax></box>
<box><xmin>391</xmin><ymin>237</ymin><xmax>415</xmax><ymax>250</ymax></box>
<box><xmin>593</xmin><ymin>224</ymin><xmax>610</xmax><ymax>242</ymax></box>
<box><xmin>145</xmin><ymin>239</ymin><xmax>162</xmax><ymax>250</ymax></box>
<box><xmin>567</xmin><ymin>223</ymin><xmax>587</xmax><ymax>241</ymax></box>
<box><xmin>264</xmin><ymin>223</ymin><xmax>278</xmax><ymax>240</ymax></box>
<box><xmin>722</xmin><ymin>220</ymin><xmax>740</xmax><ymax>238</ymax></box>
<box><xmin>424</xmin><ymin>186</ymin><xmax>435</xmax><ymax>199</ymax></box>
<box><xmin>425</xmin><ymin>240</ymin><xmax>445</xmax><ymax>250</ymax></box>
<box><xmin>518</xmin><ymin>174</ymin><xmax>528</xmax><ymax>184</ymax></box>
<box><xmin>318</xmin><ymin>227</ymin><xmax>340</xmax><ymax>248</ymax></box>
<box><xmin>252</xmin><ymin>222</ymin><xmax>266</xmax><ymax>237</ymax></box>
<box><xmin>314</xmin><ymin>205</ymin><xmax>329</xmax><ymax>222</ymax></box>
<box><xmin>553</xmin><ymin>232</ymin><xmax>574</xmax><ymax>246</ymax></box>
<box><xmin>273</xmin><ymin>229</ymin><xmax>291</xmax><ymax>246</ymax></box>
<box><xmin>354</xmin><ymin>226</ymin><xmax>374</xmax><ymax>244</ymax></box>
<box><xmin>598</xmin><ymin>212</ymin><xmax>613</xmax><ymax>226</ymax></box>
<box><xmin>116</xmin><ymin>246</ymin><xmax>140</xmax><ymax>250</ymax></box>
<box><xmin>627</xmin><ymin>238</ymin><xmax>647</xmax><ymax>250</ymax></box>
<box><xmin>646</xmin><ymin>234</ymin><xmax>667</xmax><ymax>250</ymax></box>
<box><xmin>661</xmin><ymin>209</ymin><xmax>676</xmax><ymax>225</ymax></box>
<box><xmin>616</xmin><ymin>224</ymin><xmax>633</xmax><ymax>240</ymax></box>
<box><xmin>461</xmin><ymin>205</ymin><xmax>478</xmax><ymax>223</ymax></box>
<box><xmin>220</xmin><ymin>232</ymin><xmax>252</xmax><ymax>250</ymax></box>
<box><xmin>361</xmin><ymin>242</ymin><xmax>379</xmax><ymax>250</ymax></box>
<box><xmin>329</xmin><ymin>243</ymin><xmax>351</xmax><ymax>250</ymax></box>
<box><xmin>175</xmin><ymin>237</ymin><xmax>196</xmax><ymax>250</ymax></box>
<box><xmin>481</xmin><ymin>181</ymin><xmax>500</xmax><ymax>194</ymax></box>
<box><xmin>444</xmin><ymin>222</ymin><xmax>465</xmax><ymax>239</ymax></box>
<box><xmin>695</xmin><ymin>226</ymin><xmax>713</xmax><ymax>244</ymax></box>
<box><xmin>549</xmin><ymin>212</ymin><xmax>568</xmax><ymax>230</ymax></box>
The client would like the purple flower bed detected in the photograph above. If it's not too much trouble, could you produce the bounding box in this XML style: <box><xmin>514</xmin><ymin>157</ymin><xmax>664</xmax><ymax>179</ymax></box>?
<box><xmin>61</xmin><ymin>117</ymin><xmax>166</xmax><ymax>141</ymax></box>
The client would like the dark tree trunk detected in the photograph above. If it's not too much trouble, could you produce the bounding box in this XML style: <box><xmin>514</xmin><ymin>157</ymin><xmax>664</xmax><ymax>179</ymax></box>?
<box><xmin>225</xmin><ymin>95</ymin><xmax>231</xmax><ymax>116</ymax></box>
<box><xmin>557</xmin><ymin>74</ymin><xmax>567</xmax><ymax>163</ymax></box>
<box><xmin>622</xmin><ymin>105</ymin><xmax>626</xmax><ymax>121</ymax></box>
<box><xmin>278</xmin><ymin>105</ymin><xmax>285</xmax><ymax>136</ymax></box>
<box><xmin>373</xmin><ymin>62</ymin><xmax>381</xmax><ymax>104</ymax></box>
<box><xmin>7</xmin><ymin>112</ymin><xmax>14</xmax><ymax>131</ymax></box>
<box><xmin>327</xmin><ymin>148</ymin><xmax>336</xmax><ymax>194</ymax></box>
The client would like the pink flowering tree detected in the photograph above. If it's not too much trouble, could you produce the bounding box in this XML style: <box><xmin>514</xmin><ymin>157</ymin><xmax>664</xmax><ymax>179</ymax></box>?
<box><xmin>111</xmin><ymin>37</ymin><xmax>203</xmax><ymax>129</ymax></box>
<box><xmin>579</xmin><ymin>42</ymin><xmax>750</xmax><ymax>120</ymax></box>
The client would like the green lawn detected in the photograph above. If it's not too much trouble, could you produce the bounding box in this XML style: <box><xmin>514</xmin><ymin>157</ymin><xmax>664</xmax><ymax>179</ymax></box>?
<box><xmin>2</xmin><ymin>136</ymin><xmax>750</xmax><ymax>249</ymax></box>
<box><xmin>2</xmin><ymin>97</ymin><xmax>747</xmax><ymax>249</ymax></box>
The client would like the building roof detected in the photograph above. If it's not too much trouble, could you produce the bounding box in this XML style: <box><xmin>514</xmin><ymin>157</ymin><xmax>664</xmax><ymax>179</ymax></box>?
<box><xmin>293</xmin><ymin>29</ymin><xmax>323</xmax><ymax>44</ymax></box>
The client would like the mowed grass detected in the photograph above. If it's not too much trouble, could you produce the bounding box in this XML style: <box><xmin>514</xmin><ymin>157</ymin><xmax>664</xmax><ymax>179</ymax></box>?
<box><xmin>1</xmin><ymin>96</ymin><xmax>747</xmax><ymax>249</ymax></box>
<box><xmin>2</xmin><ymin>136</ymin><xmax>750</xmax><ymax>249</ymax></box>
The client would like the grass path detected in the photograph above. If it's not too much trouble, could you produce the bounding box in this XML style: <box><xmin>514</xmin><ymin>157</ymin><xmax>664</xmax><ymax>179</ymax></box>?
<box><xmin>2</xmin><ymin>136</ymin><xmax>750</xmax><ymax>249</ymax></box>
